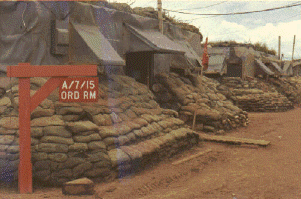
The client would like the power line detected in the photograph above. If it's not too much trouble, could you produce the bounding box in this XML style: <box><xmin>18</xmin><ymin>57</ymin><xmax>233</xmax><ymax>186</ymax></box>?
<box><xmin>176</xmin><ymin>1</ymin><xmax>228</xmax><ymax>11</ymax></box>
<box><xmin>182</xmin><ymin>9</ymin><xmax>301</xmax><ymax>23</ymax></box>
<box><xmin>164</xmin><ymin>2</ymin><xmax>301</xmax><ymax>16</ymax></box>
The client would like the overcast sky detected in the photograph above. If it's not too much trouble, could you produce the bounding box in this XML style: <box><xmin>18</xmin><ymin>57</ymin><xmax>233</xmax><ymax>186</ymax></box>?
<box><xmin>109</xmin><ymin>0</ymin><xmax>301</xmax><ymax>60</ymax></box>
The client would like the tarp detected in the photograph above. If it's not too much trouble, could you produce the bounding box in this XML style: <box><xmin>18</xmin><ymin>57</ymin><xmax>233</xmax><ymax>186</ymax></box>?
<box><xmin>1</xmin><ymin>1</ymin><xmax>203</xmax><ymax>70</ymax></box>
<box><xmin>0</xmin><ymin>1</ymin><xmax>63</xmax><ymax>66</ymax></box>
<box><xmin>92</xmin><ymin>3</ymin><xmax>202</xmax><ymax>69</ymax></box>
<box><xmin>255</xmin><ymin>59</ymin><xmax>274</xmax><ymax>75</ymax></box>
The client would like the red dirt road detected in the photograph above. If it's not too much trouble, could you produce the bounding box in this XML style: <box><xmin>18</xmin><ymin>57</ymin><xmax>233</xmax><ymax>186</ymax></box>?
<box><xmin>1</xmin><ymin>108</ymin><xmax>301</xmax><ymax>198</ymax></box>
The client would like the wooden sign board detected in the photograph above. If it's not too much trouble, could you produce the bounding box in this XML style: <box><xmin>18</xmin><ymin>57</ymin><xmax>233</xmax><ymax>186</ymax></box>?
<box><xmin>59</xmin><ymin>77</ymin><xmax>98</xmax><ymax>102</ymax></box>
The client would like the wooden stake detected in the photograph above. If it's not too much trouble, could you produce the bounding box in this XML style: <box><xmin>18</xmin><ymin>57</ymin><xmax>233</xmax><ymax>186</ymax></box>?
<box><xmin>292</xmin><ymin>35</ymin><xmax>296</xmax><ymax>62</ymax></box>
<box><xmin>157</xmin><ymin>0</ymin><xmax>163</xmax><ymax>34</ymax></box>
<box><xmin>172</xmin><ymin>149</ymin><xmax>212</xmax><ymax>165</ymax></box>
<box><xmin>278</xmin><ymin>36</ymin><xmax>281</xmax><ymax>60</ymax></box>
<box><xmin>192</xmin><ymin>109</ymin><xmax>197</xmax><ymax>130</ymax></box>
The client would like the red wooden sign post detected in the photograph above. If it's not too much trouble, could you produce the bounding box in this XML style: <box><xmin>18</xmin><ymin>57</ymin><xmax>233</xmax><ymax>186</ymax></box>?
<box><xmin>7</xmin><ymin>63</ymin><xmax>97</xmax><ymax>194</ymax></box>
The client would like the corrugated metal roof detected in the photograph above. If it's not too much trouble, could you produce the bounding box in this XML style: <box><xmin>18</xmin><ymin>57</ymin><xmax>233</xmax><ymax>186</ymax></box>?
<box><xmin>210</xmin><ymin>54</ymin><xmax>226</xmax><ymax>65</ymax></box>
<box><xmin>205</xmin><ymin>54</ymin><xmax>226</xmax><ymax>74</ymax></box>
<box><xmin>255</xmin><ymin>59</ymin><xmax>274</xmax><ymax>75</ymax></box>
<box><xmin>71</xmin><ymin>22</ymin><xmax>125</xmax><ymax>66</ymax></box>
<box><xmin>125</xmin><ymin>24</ymin><xmax>185</xmax><ymax>54</ymax></box>
<box><xmin>126</xmin><ymin>24</ymin><xmax>203</xmax><ymax>68</ymax></box>
<box><xmin>174</xmin><ymin>40</ymin><xmax>202</xmax><ymax>68</ymax></box>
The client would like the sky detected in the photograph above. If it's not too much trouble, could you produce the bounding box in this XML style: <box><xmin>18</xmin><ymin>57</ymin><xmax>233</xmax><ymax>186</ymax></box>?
<box><xmin>108</xmin><ymin>0</ymin><xmax>301</xmax><ymax>60</ymax></box>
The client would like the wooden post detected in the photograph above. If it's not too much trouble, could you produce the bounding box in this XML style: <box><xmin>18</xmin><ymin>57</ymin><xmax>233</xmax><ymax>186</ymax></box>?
<box><xmin>18</xmin><ymin>78</ymin><xmax>32</xmax><ymax>194</ymax></box>
<box><xmin>292</xmin><ymin>35</ymin><xmax>296</xmax><ymax>61</ymax></box>
<box><xmin>291</xmin><ymin>35</ymin><xmax>299</xmax><ymax>76</ymax></box>
<box><xmin>7</xmin><ymin>63</ymin><xmax>97</xmax><ymax>194</ymax></box>
<box><xmin>192</xmin><ymin>109</ymin><xmax>197</xmax><ymax>131</ymax></box>
<box><xmin>278</xmin><ymin>36</ymin><xmax>281</xmax><ymax>60</ymax></box>
<box><xmin>158</xmin><ymin>0</ymin><xmax>163</xmax><ymax>34</ymax></box>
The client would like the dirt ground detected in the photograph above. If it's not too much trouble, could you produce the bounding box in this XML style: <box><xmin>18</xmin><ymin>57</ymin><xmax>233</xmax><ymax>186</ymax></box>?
<box><xmin>1</xmin><ymin>108</ymin><xmax>301</xmax><ymax>199</ymax></box>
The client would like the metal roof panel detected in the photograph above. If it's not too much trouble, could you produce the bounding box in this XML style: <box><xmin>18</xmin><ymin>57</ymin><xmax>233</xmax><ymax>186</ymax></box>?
<box><xmin>71</xmin><ymin>22</ymin><xmax>125</xmax><ymax>66</ymax></box>
<box><xmin>255</xmin><ymin>59</ymin><xmax>274</xmax><ymax>75</ymax></box>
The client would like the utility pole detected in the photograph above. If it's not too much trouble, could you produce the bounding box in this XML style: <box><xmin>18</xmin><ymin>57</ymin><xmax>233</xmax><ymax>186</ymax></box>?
<box><xmin>278</xmin><ymin>36</ymin><xmax>281</xmax><ymax>60</ymax></box>
<box><xmin>158</xmin><ymin>0</ymin><xmax>163</xmax><ymax>34</ymax></box>
<box><xmin>292</xmin><ymin>35</ymin><xmax>296</xmax><ymax>61</ymax></box>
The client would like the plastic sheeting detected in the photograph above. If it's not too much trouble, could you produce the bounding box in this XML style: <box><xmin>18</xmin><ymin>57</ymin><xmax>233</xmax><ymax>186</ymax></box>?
<box><xmin>0</xmin><ymin>2</ymin><xmax>74</xmax><ymax>67</ymax></box>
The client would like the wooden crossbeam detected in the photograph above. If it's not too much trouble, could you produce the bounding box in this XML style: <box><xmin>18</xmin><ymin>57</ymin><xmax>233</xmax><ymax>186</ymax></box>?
<box><xmin>7</xmin><ymin>63</ymin><xmax>97</xmax><ymax>77</ymax></box>
<box><xmin>198</xmin><ymin>133</ymin><xmax>270</xmax><ymax>146</ymax></box>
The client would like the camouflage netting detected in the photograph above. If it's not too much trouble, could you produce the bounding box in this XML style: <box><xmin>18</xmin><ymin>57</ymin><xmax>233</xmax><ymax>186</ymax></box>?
<box><xmin>219</xmin><ymin>77</ymin><xmax>294</xmax><ymax>112</ymax></box>
<box><xmin>153</xmin><ymin>73</ymin><xmax>248</xmax><ymax>134</ymax></box>
<box><xmin>0</xmin><ymin>75</ymin><xmax>199</xmax><ymax>185</ymax></box>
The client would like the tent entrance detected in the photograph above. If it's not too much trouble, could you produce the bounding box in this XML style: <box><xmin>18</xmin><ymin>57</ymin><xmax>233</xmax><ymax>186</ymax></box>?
<box><xmin>227</xmin><ymin>63</ymin><xmax>242</xmax><ymax>78</ymax></box>
<box><xmin>125</xmin><ymin>52</ymin><xmax>154</xmax><ymax>87</ymax></box>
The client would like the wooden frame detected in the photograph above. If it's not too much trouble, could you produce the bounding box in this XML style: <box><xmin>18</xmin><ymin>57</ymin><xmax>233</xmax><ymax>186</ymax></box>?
<box><xmin>7</xmin><ymin>63</ymin><xmax>97</xmax><ymax>194</ymax></box>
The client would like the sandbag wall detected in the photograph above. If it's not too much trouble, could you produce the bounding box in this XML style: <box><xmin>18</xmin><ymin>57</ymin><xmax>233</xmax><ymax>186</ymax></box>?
<box><xmin>219</xmin><ymin>77</ymin><xmax>294</xmax><ymax>112</ymax></box>
<box><xmin>153</xmin><ymin>73</ymin><xmax>248</xmax><ymax>133</ymax></box>
<box><xmin>0</xmin><ymin>75</ymin><xmax>198</xmax><ymax>185</ymax></box>
<box><xmin>267</xmin><ymin>77</ymin><xmax>301</xmax><ymax>105</ymax></box>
